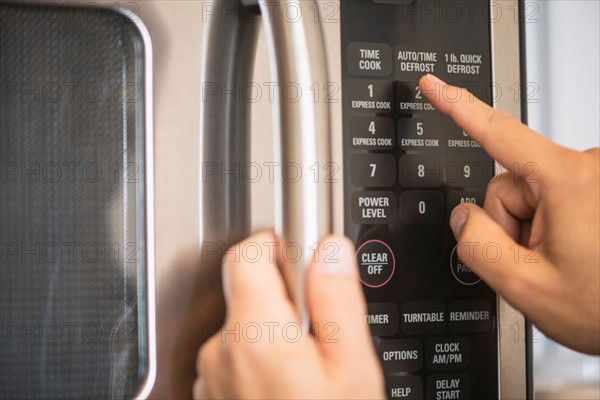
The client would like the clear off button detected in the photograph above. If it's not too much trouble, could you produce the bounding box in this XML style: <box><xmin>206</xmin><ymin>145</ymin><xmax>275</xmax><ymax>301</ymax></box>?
<box><xmin>348</xmin><ymin>42</ymin><xmax>392</xmax><ymax>77</ymax></box>
<box><xmin>356</xmin><ymin>240</ymin><xmax>395</xmax><ymax>288</ymax></box>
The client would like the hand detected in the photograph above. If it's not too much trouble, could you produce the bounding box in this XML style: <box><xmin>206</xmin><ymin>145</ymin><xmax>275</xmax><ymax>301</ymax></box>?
<box><xmin>194</xmin><ymin>232</ymin><xmax>385</xmax><ymax>399</ymax></box>
<box><xmin>420</xmin><ymin>74</ymin><xmax>600</xmax><ymax>354</ymax></box>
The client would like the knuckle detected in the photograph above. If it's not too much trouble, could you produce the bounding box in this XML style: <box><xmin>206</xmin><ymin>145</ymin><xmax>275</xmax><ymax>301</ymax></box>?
<box><xmin>222</xmin><ymin>231</ymin><xmax>277</xmax><ymax>268</ymax></box>
<box><xmin>485</xmin><ymin>106</ymin><xmax>499</xmax><ymax>127</ymax></box>
<box><xmin>546</xmin><ymin>150</ymin><xmax>598</xmax><ymax>193</ymax></box>
<box><xmin>222</xmin><ymin>320</ymin><xmax>268</xmax><ymax>358</ymax></box>
<box><xmin>213</xmin><ymin>331</ymin><xmax>255</xmax><ymax>386</ymax></box>
<box><xmin>486</xmin><ymin>108</ymin><xmax>519</xmax><ymax>139</ymax></box>
<box><xmin>224</xmin><ymin>341</ymin><xmax>267</xmax><ymax>390</ymax></box>
<box><xmin>575</xmin><ymin>153</ymin><xmax>600</xmax><ymax>184</ymax></box>
<box><xmin>197</xmin><ymin>336</ymin><xmax>220</xmax><ymax>376</ymax></box>
<box><xmin>503</xmin><ymin>272</ymin><xmax>535</xmax><ymax>302</ymax></box>
<box><xmin>501</xmin><ymin>273</ymin><xmax>527</xmax><ymax>301</ymax></box>
<box><xmin>485</xmin><ymin>173</ymin><xmax>504</xmax><ymax>196</ymax></box>
<box><xmin>192</xmin><ymin>379</ymin><xmax>205</xmax><ymax>400</ymax></box>
<box><xmin>501</xmin><ymin>266</ymin><xmax>544</xmax><ymax>302</ymax></box>
<box><xmin>484</xmin><ymin>172</ymin><xmax>516</xmax><ymax>208</ymax></box>
<box><xmin>222</xmin><ymin>244</ymin><xmax>238</xmax><ymax>268</ymax></box>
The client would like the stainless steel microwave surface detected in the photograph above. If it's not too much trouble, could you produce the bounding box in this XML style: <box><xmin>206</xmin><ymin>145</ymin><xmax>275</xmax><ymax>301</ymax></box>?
<box><xmin>0</xmin><ymin>1</ymin><xmax>531</xmax><ymax>399</ymax></box>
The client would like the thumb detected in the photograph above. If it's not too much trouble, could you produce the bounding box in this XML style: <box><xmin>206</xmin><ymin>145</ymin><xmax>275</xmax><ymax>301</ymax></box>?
<box><xmin>306</xmin><ymin>235</ymin><xmax>376</xmax><ymax>365</ymax></box>
<box><xmin>449</xmin><ymin>203</ymin><xmax>558</xmax><ymax>315</ymax></box>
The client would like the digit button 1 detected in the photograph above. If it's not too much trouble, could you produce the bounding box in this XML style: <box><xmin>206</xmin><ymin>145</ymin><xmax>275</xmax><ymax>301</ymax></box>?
<box><xmin>348</xmin><ymin>80</ymin><xmax>394</xmax><ymax>113</ymax></box>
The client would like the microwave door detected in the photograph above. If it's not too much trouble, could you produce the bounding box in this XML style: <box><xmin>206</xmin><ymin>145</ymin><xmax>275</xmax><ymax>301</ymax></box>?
<box><xmin>155</xmin><ymin>1</ymin><xmax>532</xmax><ymax>398</ymax></box>
<box><xmin>0</xmin><ymin>3</ymin><xmax>155</xmax><ymax>399</ymax></box>
<box><xmin>0</xmin><ymin>1</ymin><xmax>531</xmax><ymax>399</ymax></box>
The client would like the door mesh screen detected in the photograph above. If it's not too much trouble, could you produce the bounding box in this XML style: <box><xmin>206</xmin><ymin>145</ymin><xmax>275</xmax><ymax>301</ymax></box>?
<box><xmin>0</xmin><ymin>4</ymin><xmax>148</xmax><ymax>399</ymax></box>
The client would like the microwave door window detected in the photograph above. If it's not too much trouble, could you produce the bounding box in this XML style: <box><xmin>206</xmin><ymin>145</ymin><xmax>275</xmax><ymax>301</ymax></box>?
<box><xmin>0</xmin><ymin>4</ymin><xmax>149</xmax><ymax>399</ymax></box>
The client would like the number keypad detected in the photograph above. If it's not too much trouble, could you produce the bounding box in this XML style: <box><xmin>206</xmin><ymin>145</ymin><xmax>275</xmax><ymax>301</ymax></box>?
<box><xmin>342</xmin><ymin>2</ymin><xmax>498</xmax><ymax>399</ymax></box>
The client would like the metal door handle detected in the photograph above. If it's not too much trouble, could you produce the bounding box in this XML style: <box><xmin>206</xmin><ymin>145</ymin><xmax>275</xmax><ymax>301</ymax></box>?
<box><xmin>201</xmin><ymin>0</ymin><xmax>332</xmax><ymax>327</ymax></box>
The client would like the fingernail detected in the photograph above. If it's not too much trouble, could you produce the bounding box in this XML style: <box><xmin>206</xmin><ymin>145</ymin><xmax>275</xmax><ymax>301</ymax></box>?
<box><xmin>450</xmin><ymin>206</ymin><xmax>469</xmax><ymax>239</ymax></box>
<box><xmin>316</xmin><ymin>236</ymin><xmax>356</xmax><ymax>276</ymax></box>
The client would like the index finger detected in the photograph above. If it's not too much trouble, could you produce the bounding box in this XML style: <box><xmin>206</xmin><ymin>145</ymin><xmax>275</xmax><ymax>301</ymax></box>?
<box><xmin>419</xmin><ymin>74</ymin><xmax>563</xmax><ymax>177</ymax></box>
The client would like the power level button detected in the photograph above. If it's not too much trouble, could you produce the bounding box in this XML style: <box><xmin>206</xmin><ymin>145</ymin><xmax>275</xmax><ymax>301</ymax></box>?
<box><xmin>356</xmin><ymin>240</ymin><xmax>396</xmax><ymax>288</ymax></box>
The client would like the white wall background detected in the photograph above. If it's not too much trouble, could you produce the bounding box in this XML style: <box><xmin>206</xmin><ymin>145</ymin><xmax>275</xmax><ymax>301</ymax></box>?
<box><xmin>526</xmin><ymin>0</ymin><xmax>600</xmax><ymax>149</ymax></box>
<box><xmin>525</xmin><ymin>0</ymin><xmax>600</xmax><ymax>397</ymax></box>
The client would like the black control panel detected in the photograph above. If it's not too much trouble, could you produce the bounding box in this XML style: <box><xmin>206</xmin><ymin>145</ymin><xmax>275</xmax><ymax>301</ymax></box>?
<box><xmin>341</xmin><ymin>1</ymin><xmax>498</xmax><ymax>399</ymax></box>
